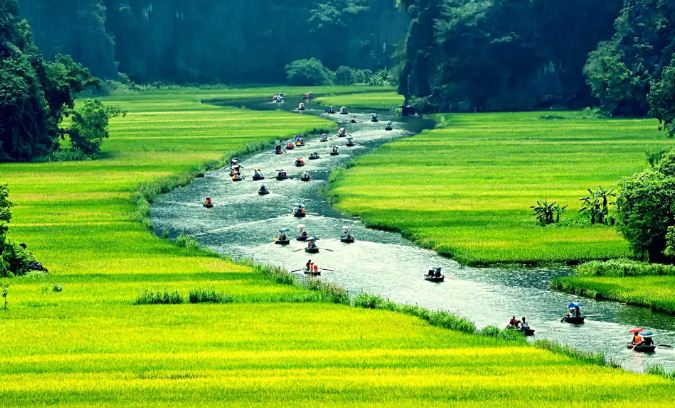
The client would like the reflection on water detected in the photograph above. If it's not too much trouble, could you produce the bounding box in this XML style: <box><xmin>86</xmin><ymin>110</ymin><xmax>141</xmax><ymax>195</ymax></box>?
<box><xmin>151</xmin><ymin>99</ymin><xmax>675</xmax><ymax>373</ymax></box>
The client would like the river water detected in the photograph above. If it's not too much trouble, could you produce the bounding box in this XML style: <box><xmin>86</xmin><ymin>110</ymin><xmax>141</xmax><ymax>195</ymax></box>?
<box><xmin>151</xmin><ymin>97</ymin><xmax>675</xmax><ymax>373</ymax></box>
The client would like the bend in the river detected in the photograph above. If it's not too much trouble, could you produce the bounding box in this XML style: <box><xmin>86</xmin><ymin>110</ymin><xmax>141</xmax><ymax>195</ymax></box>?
<box><xmin>150</xmin><ymin>95</ymin><xmax>675</xmax><ymax>373</ymax></box>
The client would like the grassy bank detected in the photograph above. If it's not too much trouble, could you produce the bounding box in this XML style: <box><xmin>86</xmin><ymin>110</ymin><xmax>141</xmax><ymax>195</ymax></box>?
<box><xmin>552</xmin><ymin>260</ymin><xmax>675</xmax><ymax>314</ymax></box>
<box><xmin>315</xmin><ymin>91</ymin><xmax>403</xmax><ymax>110</ymax></box>
<box><xmin>329</xmin><ymin>111</ymin><xmax>674</xmax><ymax>265</ymax></box>
<box><xmin>1</xmin><ymin>89</ymin><xmax>674</xmax><ymax>405</ymax></box>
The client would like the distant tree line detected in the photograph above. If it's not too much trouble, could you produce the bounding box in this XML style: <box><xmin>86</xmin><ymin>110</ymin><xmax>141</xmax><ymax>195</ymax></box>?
<box><xmin>19</xmin><ymin>0</ymin><xmax>407</xmax><ymax>83</ymax></box>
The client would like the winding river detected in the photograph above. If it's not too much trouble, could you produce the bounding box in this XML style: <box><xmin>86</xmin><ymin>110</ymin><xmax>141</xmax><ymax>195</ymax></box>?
<box><xmin>151</xmin><ymin>96</ymin><xmax>675</xmax><ymax>373</ymax></box>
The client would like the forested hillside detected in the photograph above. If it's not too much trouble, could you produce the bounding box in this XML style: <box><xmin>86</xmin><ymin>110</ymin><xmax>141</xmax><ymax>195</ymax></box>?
<box><xmin>398</xmin><ymin>0</ymin><xmax>624</xmax><ymax>112</ymax></box>
<box><xmin>19</xmin><ymin>0</ymin><xmax>407</xmax><ymax>83</ymax></box>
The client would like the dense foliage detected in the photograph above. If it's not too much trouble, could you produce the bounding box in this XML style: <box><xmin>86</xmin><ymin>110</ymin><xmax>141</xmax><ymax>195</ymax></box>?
<box><xmin>616</xmin><ymin>150</ymin><xmax>675</xmax><ymax>262</ymax></box>
<box><xmin>585</xmin><ymin>0</ymin><xmax>675</xmax><ymax>116</ymax></box>
<box><xmin>649</xmin><ymin>57</ymin><xmax>675</xmax><ymax>136</ymax></box>
<box><xmin>285</xmin><ymin>58</ymin><xmax>334</xmax><ymax>86</ymax></box>
<box><xmin>0</xmin><ymin>184</ymin><xmax>35</xmax><ymax>277</ymax></box>
<box><xmin>398</xmin><ymin>0</ymin><xmax>622</xmax><ymax>111</ymax></box>
<box><xmin>66</xmin><ymin>99</ymin><xmax>124</xmax><ymax>155</ymax></box>
<box><xmin>0</xmin><ymin>0</ymin><xmax>98</xmax><ymax>161</ymax></box>
<box><xmin>19</xmin><ymin>0</ymin><xmax>407</xmax><ymax>83</ymax></box>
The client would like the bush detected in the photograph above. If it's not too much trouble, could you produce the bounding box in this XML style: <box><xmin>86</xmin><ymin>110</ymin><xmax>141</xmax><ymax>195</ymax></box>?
<box><xmin>188</xmin><ymin>289</ymin><xmax>233</xmax><ymax>304</ymax></box>
<box><xmin>335</xmin><ymin>66</ymin><xmax>355</xmax><ymax>85</ymax></box>
<box><xmin>304</xmin><ymin>279</ymin><xmax>350</xmax><ymax>304</ymax></box>
<box><xmin>135</xmin><ymin>290</ymin><xmax>184</xmax><ymax>305</ymax></box>
<box><xmin>66</xmin><ymin>99</ymin><xmax>125</xmax><ymax>155</ymax></box>
<box><xmin>285</xmin><ymin>58</ymin><xmax>334</xmax><ymax>86</ymax></box>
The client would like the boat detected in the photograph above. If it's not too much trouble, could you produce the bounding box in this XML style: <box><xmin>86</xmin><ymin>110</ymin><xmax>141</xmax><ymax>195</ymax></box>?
<box><xmin>320</xmin><ymin>135</ymin><xmax>329</xmax><ymax>143</ymax></box>
<box><xmin>627</xmin><ymin>329</ymin><xmax>656</xmax><ymax>353</ymax></box>
<box><xmin>304</xmin><ymin>267</ymin><xmax>321</xmax><ymax>276</ymax></box>
<box><xmin>325</xmin><ymin>106</ymin><xmax>336</xmax><ymax>114</ymax></box>
<box><xmin>300</xmin><ymin>172</ymin><xmax>311</xmax><ymax>182</ymax></box>
<box><xmin>350</xmin><ymin>116</ymin><xmax>357</xmax><ymax>123</ymax></box>
<box><xmin>309</xmin><ymin>152</ymin><xmax>320</xmax><ymax>160</ymax></box>
<box><xmin>337</xmin><ymin>128</ymin><xmax>347</xmax><ymax>138</ymax></box>
<box><xmin>295</xmin><ymin>158</ymin><xmax>305</xmax><ymax>167</ymax></box>
<box><xmin>293</xmin><ymin>204</ymin><xmax>306</xmax><ymax>218</ymax></box>
<box><xmin>562</xmin><ymin>316</ymin><xmax>585</xmax><ymax>324</ymax></box>
<box><xmin>385</xmin><ymin>121</ymin><xmax>393</xmax><ymax>131</ymax></box>
<box><xmin>274</xmin><ymin>146</ymin><xmax>284</xmax><ymax>155</ymax></box>
<box><xmin>295</xmin><ymin>137</ymin><xmax>305</xmax><ymax>147</ymax></box>
<box><xmin>340</xmin><ymin>226</ymin><xmax>355</xmax><ymax>243</ymax></box>
<box><xmin>305</xmin><ymin>237</ymin><xmax>319</xmax><ymax>253</ymax></box>
<box><xmin>425</xmin><ymin>267</ymin><xmax>444</xmax><ymax>282</ymax></box>
<box><xmin>627</xmin><ymin>343</ymin><xmax>656</xmax><ymax>353</ymax></box>
<box><xmin>286</xmin><ymin>142</ymin><xmax>295</xmax><ymax>150</ymax></box>
<box><xmin>274</xmin><ymin>229</ymin><xmax>290</xmax><ymax>245</ymax></box>
<box><xmin>297</xmin><ymin>103</ymin><xmax>306</xmax><ymax>111</ymax></box>
<box><xmin>370</xmin><ymin>113</ymin><xmax>379</xmax><ymax>123</ymax></box>
<box><xmin>231</xmin><ymin>174</ymin><xmax>243</xmax><ymax>182</ymax></box>
<box><xmin>276</xmin><ymin>170</ymin><xmax>288</xmax><ymax>180</ymax></box>
<box><xmin>330</xmin><ymin>147</ymin><xmax>339</xmax><ymax>156</ymax></box>
<box><xmin>346</xmin><ymin>138</ymin><xmax>355</xmax><ymax>147</ymax></box>
<box><xmin>522</xmin><ymin>328</ymin><xmax>535</xmax><ymax>336</ymax></box>
<box><xmin>297</xmin><ymin>225</ymin><xmax>309</xmax><ymax>241</ymax></box>
<box><xmin>252</xmin><ymin>170</ymin><xmax>265</xmax><ymax>181</ymax></box>
<box><xmin>339</xmin><ymin>107</ymin><xmax>349</xmax><ymax>115</ymax></box>
<box><xmin>258</xmin><ymin>187</ymin><xmax>270</xmax><ymax>196</ymax></box>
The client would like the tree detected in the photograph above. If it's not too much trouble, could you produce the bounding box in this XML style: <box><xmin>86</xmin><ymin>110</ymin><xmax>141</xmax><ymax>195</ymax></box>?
<box><xmin>335</xmin><ymin>65</ymin><xmax>354</xmax><ymax>85</ymax></box>
<box><xmin>616</xmin><ymin>150</ymin><xmax>675</xmax><ymax>262</ymax></box>
<box><xmin>285</xmin><ymin>58</ymin><xmax>334</xmax><ymax>86</ymax></box>
<box><xmin>531</xmin><ymin>200</ymin><xmax>567</xmax><ymax>225</ymax></box>
<box><xmin>579</xmin><ymin>187</ymin><xmax>616</xmax><ymax>225</ymax></box>
<box><xmin>585</xmin><ymin>0</ymin><xmax>675</xmax><ymax>116</ymax></box>
<box><xmin>0</xmin><ymin>0</ymin><xmax>98</xmax><ymax>161</ymax></box>
<box><xmin>66</xmin><ymin>99</ymin><xmax>124</xmax><ymax>155</ymax></box>
<box><xmin>649</xmin><ymin>57</ymin><xmax>675</xmax><ymax>136</ymax></box>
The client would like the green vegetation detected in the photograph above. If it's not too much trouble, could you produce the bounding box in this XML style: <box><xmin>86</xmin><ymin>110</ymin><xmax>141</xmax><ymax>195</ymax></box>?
<box><xmin>553</xmin><ymin>260</ymin><xmax>675</xmax><ymax>314</ymax></box>
<box><xmin>330</xmin><ymin>111</ymin><xmax>674</xmax><ymax>265</ymax></box>
<box><xmin>286</xmin><ymin>58</ymin><xmax>335</xmax><ymax>86</ymax></box>
<box><xmin>315</xmin><ymin>91</ymin><xmax>403</xmax><ymax>110</ymax></box>
<box><xmin>2</xmin><ymin>88</ymin><xmax>674</xmax><ymax>405</ymax></box>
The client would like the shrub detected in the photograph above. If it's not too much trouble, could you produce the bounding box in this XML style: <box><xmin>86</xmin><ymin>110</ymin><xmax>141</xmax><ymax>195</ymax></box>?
<box><xmin>285</xmin><ymin>58</ymin><xmax>334</xmax><ymax>86</ymax></box>
<box><xmin>134</xmin><ymin>290</ymin><xmax>184</xmax><ymax>305</ymax></box>
<box><xmin>188</xmin><ymin>289</ymin><xmax>233</xmax><ymax>304</ymax></box>
<box><xmin>304</xmin><ymin>279</ymin><xmax>350</xmax><ymax>304</ymax></box>
<box><xmin>66</xmin><ymin>99</ymin><xmax>125</xmax><ymax>155</ymax></box>
<box><xmin>335</xmin><ymin>65</ymin><xmax>354</xmax><ymax>85</ymax></box>
<box><xmin>478</xmin><ymin>325</ymin><xmax>526</xmax><ymax>342</ymax></box>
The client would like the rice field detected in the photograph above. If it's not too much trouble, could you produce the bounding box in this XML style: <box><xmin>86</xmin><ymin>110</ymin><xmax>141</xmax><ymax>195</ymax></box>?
<box><xmin>329</xmin><ymin>111</ymin><xmax>675</xmax><ymax>265</ymax></box>
<box><xmin>315</xmin><ymin>91</ymin><xmax>404</xmax><ymax>110</ymax></box>
<box><xmin>1</xmin><ymin>89</ymin><xmax>674</xmax><ymax>405</ymax></box>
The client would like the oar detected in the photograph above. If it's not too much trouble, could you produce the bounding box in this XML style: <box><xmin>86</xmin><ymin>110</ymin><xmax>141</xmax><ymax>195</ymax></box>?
<box><xmin>290</xmin><ymin>269</ymin><xmax>303</xmax><ymax>273</ymax></box>
<box><xmin>658</xmin><ymin>344</ymin><xmax>673</xmax><ymax>348</ymax></box>
<box><xmin>323</xmin><ymin>248</ymin><xmax>335</xmax><ymax>252</ymax></box>
<box><xmin>321</xmin><ymin>268</ymin><xmax>335</xmax><ymax>272</ymax></box>
<box><xmin>292</xmin><ymin>248</ymin><xmax>304</xmax><ymax>253</ymax></box>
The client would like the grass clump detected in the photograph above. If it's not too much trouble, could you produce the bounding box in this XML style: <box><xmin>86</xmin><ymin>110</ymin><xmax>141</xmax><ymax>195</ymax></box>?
<box><xmin>135</xmin><ymin>290</ymin><xmax>184</xmax><ymax>305</ymax></box>
<box><xmin>188</xmin><ymin>289</ymin><xmax>233</xmax><ymax>304</ymax></box>
<box><xmin>353</xmin><ymin>293</ymin><xmax>476</xmax><ymax>334</ymax></box>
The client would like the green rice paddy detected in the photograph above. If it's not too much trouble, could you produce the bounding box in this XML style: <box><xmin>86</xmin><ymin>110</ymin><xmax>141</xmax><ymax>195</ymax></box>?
<box><xmin>329</xmin><ymin>111</ymin><xmax>674</xmax><ymax>265</ymax></box>
<box><xmin>1</xmin><ymin>89</ymin><xmax>674</xmax><ymax>406</ymax></box>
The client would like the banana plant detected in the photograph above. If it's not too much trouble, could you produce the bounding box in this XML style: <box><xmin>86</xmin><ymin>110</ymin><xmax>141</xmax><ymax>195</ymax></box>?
<box><xmin>531</xmin><ymin>200</ymin><xmax>567</xmax><ymax>225</ymax></box>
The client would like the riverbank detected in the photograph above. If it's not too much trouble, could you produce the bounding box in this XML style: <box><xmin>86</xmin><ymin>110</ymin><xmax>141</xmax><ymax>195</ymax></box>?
<box><xmin>2</xmin><ymin>88</ymin><xmax>674</xmax><ymax>405</ymax></box>
<box><xmin>329</xmin><ymin>111</ymin><xmax>673</xmax><ymax>265</ymax></box>
<box><xmin>552</xmin><ymin>260</ymin><xmax>675</xmax><ymax>315</ymax></box>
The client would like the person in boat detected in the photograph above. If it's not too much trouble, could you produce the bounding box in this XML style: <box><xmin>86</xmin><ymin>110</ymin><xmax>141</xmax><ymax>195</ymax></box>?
<box><xmin>307</xmin><ymin>241</ymin><xmax>318</xmax><ymax>251</ymax></box>
<box><xmin>259</xmin><ymin>185</ymin><xmax>269</xmax><ymax>195</ymax></box>
<box><xmin>275</xmin><ymin>144</ymin><xmax>283</xmax><ymax>154</ymax></box>
<box><xmin>641</xmin><ymin>335</ymin><xmax>654</xmax><ymax>346</ymax></box>
<box><xmin>631</xmin><ymin>331</ymin><xmax>642</xmax><ymax>346</ymax></box>
<box><xmin>326</xmin><ymin>106</ymin><xmax>336</xmax><ymax>114</ymax></box>
<box><xmin>301</xmin><ymin>171</ymin><xmax>311</xmax><ymax>181</ymax></box>
<box><xmin>434</xmin><ymin>268</ymin><xmax>442</xmax><ymax>278</ymax></box>
<box><xmin>331</xmin><ymin>146</ymin><xmax>339</xmax><ymax>155</ymax></box>
<box><xmin>320</xmin><ymin>133</ymin><xmax>329</xmax><ymax>142</ymax></box>
<box><xmin>508</xmin><ymin>316</ymin><xmax>521</xmax><ymax>329</ymax></box>
<box><xmin>203</xmin><ymin>197</ymin><xmax>214</xmax><ymax>208</ymax></box>
<box><xmin>339</xmin><ymin>106</ymin><xmax>349</xmax><ymax>115</ymax></box>
<box><xmin>350</xmin><ymin>116</ymin><xmax>357</xmax><ymax>124</ymax></box>
<box><xmin>385</xmin><ymin>121</ymin><xmax>393</xmax><ymax>131</ymax></box>
<box><xmin>309</xmin><ymin>152</ymin><xmax>320</xmax><ymax>160</ymax></box>
<box><xmin>371</xmin><ymin>113</ymin><xmax>379</xmax><ymax>122</ymax></box>
<box><xmin>298</xmin><ymin>102</ymin><xmax>306</xmax><ymax>111</ymax></box>
<box><xmin>337</xmin><ymin>128</ymin><xmax>347</xmax><ymax>137</ymax></box>
<box><xmin>520</xmin><ymin>317</ymin><xmax>530</xmax><ymax>331</ymax></box>
<box><xmin>306</xmin><ymin>259</ymin><xmax>313</xmax><ymax>270</ymax></box>
<box><xmin>299</xmin><ymin>229</ymin><xmax>308</xmax><ymax>240</ymax></box>
<box><xmin>312</xmin><ymin>263</ymin><xmax>319</xmax><ymax>273</ymax></box>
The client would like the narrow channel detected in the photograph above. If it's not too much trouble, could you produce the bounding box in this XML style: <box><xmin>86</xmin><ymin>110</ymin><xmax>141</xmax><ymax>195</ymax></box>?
<box><xmin>150</xmin><ymin>96</ymin><xmax>675</xmax><ymax>373</ymax></box>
